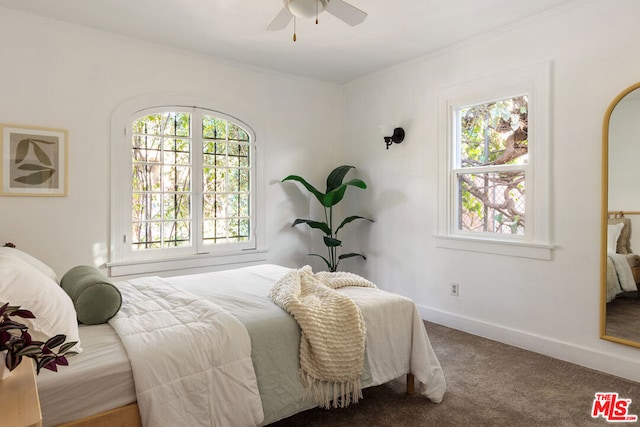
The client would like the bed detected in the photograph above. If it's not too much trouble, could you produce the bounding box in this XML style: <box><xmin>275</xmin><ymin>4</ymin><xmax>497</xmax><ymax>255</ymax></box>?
<box><xmin>606</xmin><ymin>215</ymin><xmax>640</xmax><ymax>302</ymax></box>
<box><xmin>0</xmin><ymin>249</ymin><xmax>446</xmax><ymax>426</ymax></box>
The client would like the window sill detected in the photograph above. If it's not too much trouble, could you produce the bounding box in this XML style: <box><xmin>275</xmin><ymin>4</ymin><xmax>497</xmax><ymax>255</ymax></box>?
<box><xmin>107</xmin><ymin>249</ymin><xmax>268</xmax><ymax>277</ymax></box>
<box><xmin>434</xmin><ymin>234</ymin><xmax>554</xmax><ymax>260</ymax></box>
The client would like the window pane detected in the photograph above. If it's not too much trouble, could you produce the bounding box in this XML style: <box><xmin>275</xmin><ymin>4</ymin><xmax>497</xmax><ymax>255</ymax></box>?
<box><xmin>163</xmin><ymin>139</ymin><xmax>190</xmax><ymax>164</ymax></box>
<box><xmin>163</xmin><ymin>221</ymin><xmax>190</xmax><ymax>247</ymax></box>
<box><xmin>226</xmin><ymin>193</ymin><xmax>250</xmax><ymax>217</ymax></box>
<box><xmin>162</xmin><ymin>166</ymin><xmax>190</xmax><ymax>192</ymax></box>
<box><xmin>132</xmin><ymin>165</ymin><xmax>161</xmax><ymax>191</ymax></box>
<box><xmin>163</xmin><ymin>194</ymin><xmax>190</xmax><ymax>220</ymax></box>
<box><xmin>215</xmin><ymin>219</ymin><xmax>228</xmax><ymax>239</ymax></box>
<box><xmin>132</xmin><ymin>148</ymin><xmax>161</xmax><ymax>163</ymax></box>
<box><xmin>132</xmin><ymin>222</ymin><xmax>146</xmax><ymax>246</ymax></box>
<box><xmin>203</xmin><ymin>116</ymin><xmax>227</xmax><ymax>139</ymax></box>
<box><xmin>215</xmin><ymin>194</ymin><xmax>228</xmax><ymax>217</ymax></box>
<box><xmin>163</xmin><ymin>113</ymin><xmax>190</xmax><ymax>137</ymax></box>
<box><xmin>226</xmin><ymin>168</ymin><xmax>249</xmax><ymax>191</ymax></box>
<box><xmin>203</xmin><ymin>219</ymin><xmax>215</xmax><ymax>240</ymax></box>
<box><xmin>203</xmin><ymin>194</ymin><xmax>215</xmax><ymax>219</ymax></box>
<box><xmin>132</xmin><ymin>114</ymin><xmax>163</xmax><ymax>136</ymax></box>
<box><xmin>237</xmin><ymin>151</ymin><xmax>249</xmax><ymax>168</ymax></box>
<box><xmin>459</xmin><ymin>96</ymin><xmax>528</xmax><ymax>167</ymax></box>
<box><xmin>203</xmin><ymin>153</ymin><xmax>215</xmax><ymax>166</ymax></box>
<box><xmin>228</xmin><ymin>218</ymin><xmax>250</xmax><ymax>242</ymax></box>
<box><xmin>132</xmin><ymin>221</ymin><xmax>162</xmax><ymax>249</ymax></box>
<box><xmin>133</xmin><ymin>135</ymin><xmax>162</xmax><ymax>151</ymax></box>
<box><xmin>238</xmin><ymin>194</ymin><xmax>250</xmax><ymax>217</ymax></box>
<box><xmin>457</xmin><ymin>171</ymin><xmax>525</xmax><ymax>235</ymax></box>
<box><xmin>203</xmin><ymin>168</ymin><xmax>226</xmax><ymax>192</ymax></box>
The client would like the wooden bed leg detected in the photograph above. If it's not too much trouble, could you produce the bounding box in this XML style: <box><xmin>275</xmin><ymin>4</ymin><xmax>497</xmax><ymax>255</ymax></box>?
<box><xmin>406</xmin><ymin>373</ymin><xmax>415</xmax><ymax>395</ymax></box>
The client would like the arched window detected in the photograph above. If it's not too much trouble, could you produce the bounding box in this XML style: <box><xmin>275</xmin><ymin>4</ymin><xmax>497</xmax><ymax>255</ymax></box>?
<box><xmin>110</xmin><ymin>96</ymin><xmax>263</xmax><ymax>275</ymax></box>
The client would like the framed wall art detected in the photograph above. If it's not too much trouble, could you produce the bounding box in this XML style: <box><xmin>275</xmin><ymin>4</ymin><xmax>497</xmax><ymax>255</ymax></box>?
<box><xmin>0</xmin><ymin>124</ymin><xmax>68</xmax><ymax>196</ymax></box>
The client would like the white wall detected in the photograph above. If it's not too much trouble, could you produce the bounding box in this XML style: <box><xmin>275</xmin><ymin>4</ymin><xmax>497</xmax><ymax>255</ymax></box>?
<box><xmin>340</xmin><ymin>0</ymin><xmax>640</xmax><ymax>381</ymax></box>
<box><xmin>0</xmin><ymin>9</ymin><xmax>340</xmax><ymax>276</ymax></box>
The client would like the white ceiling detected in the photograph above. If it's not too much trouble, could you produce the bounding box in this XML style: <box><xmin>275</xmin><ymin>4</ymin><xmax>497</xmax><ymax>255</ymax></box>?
<box><xmin>0</xmin><ymin>0</ymin><xmax>578</xmax><ymax>84</ymax></box>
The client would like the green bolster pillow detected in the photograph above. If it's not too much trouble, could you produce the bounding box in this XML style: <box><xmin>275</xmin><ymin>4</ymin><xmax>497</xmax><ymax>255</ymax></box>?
<box><xmin>60</xmin><ymin>265</ymin><xmax>122</xmax><ymax>325</ymax></box>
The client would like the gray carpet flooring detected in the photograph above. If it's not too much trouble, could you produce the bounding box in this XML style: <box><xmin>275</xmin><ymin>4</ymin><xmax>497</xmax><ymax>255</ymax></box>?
<box><xmin>270</xmin><ymin>321</ymin><xmax>640</xmax><ymax>426</ymax></box>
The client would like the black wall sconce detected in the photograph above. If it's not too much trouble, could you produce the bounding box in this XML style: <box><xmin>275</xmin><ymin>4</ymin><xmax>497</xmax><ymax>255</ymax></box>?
<box><xmin>383</xmin><ymin>127</ymin><xmax>405</xmax><ymax>149</ymax></box>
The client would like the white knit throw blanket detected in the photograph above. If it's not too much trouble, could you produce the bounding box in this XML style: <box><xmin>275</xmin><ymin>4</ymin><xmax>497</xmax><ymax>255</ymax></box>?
<box><xmin>269</xmin><ymin>266</ymin><xmax>376</xmax><ymax>409</ymax></box>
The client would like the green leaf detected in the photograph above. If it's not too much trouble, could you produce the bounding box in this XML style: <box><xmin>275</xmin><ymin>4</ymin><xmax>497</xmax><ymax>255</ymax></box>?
<box><xmin>6</xmin><ymin>352</ymin><xmax>21</xmax><ymax>371</ymax></box>
<box><xmin>37</xmin><ymin>355</ymin><xmax>57</xmax><ymax>373</ymax></box>
<box><xmin>0</xmin><ymin>320</ymin><xmax>28</xmax><ymax>333</ymax></box>
<box><xmin>31</xmin><ymin>142</ymin><xmax>52</xmax><ymax>166</ymax></box>
<box><xmin>9</xmin><ymin>309</ymin><xmax>35</xmax><ymax>319</ymax></box>
<box><xmin>323</xmin><ymin>236</ymin><xmax>341</xmax><ymax>247</ymax></box>
<box><xmin>15</xmin><ymin>139</ymin><xmax>29</xmax><ymax>163</ymax></box>
<box><xmin>282</xmin><ymin>175</ymin><xmax>325</xmax><ymax>205</ymax></box>
<box><xmin>338</xmin><ymin>253</ymin><xmax>367</xmax><ymax>261</ymax></box>
<box><xmin>323</xmin><ymin>186</ymin><xmax>346</xmax><ymax>207</ymax></box>
<box><xmin>335</xmin><ymin>215</ymin><xmax>374</xmax><ymax>234</ymax></box>
<box><xmin>17</xmin><ymin>163</ymin><xmax>52</xmax><ymax>171</ymax></box>
<box><xmin>45</xmin><ymin>334</ymin><xmax>66</xmax><ymax>349</ymax></box>
<box><xmin>323</xmin><ymin>178</ymin><xmax>367</xmax><ymax>207</ymax></box>
<box><xmin>292</xmin><ymin>219</ymin><xmax>331</xmax><ymax>235</ymax></box>
<box><xmin>17</xmin><ymin>344</ymin><xmax>43</xmax><ymax>357</ymax></box>
<box><xmin>342</xmin><ymin>178</ymin><xmax>366</xmax><ymax>189</ymax></box>
<box><xmin>0</xmin><ymin>302</ymin><xmax>8</xmax><ymax>317</ymax></box>
<box><xmin>326</xmin><ymin>165</ymin><xmax>355</xmax><ymax>192</ymax></box>
<box><xmin>13</xmin><ymin>170</ymin><xmax>55</xmax><ymax>185</ymax></box>
<box><xmin>27</xmin><ymin>138</ymin><xmax>55</xmax><ymax>145</ymax></box>
<box><xmin>59</xmin><ymin>341</ymin><xmax>78</xmax><ymax>353</ymax></box>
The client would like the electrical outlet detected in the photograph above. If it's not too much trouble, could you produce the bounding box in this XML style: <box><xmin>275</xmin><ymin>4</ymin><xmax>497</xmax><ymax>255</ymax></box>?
<box><xmin>450</xmin><ymin>283</ymin><xmax>459</xmax><ymax>297</ymax></box>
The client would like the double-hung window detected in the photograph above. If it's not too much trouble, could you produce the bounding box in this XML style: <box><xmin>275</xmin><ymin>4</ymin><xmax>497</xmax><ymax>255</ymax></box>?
<box><xmin>110</xmin><ymin>97</ymin><xmax>263</xmax><ymax>275</ymax></box>
<box><xmin>436</xmin><ymin>63</ymin><xmax>552</xmax><ymax>259</ymax></box>
<box><xmin>454</xmin><ymin>95</ymin><xmax>528</xmax><ymax>235</ymax></box>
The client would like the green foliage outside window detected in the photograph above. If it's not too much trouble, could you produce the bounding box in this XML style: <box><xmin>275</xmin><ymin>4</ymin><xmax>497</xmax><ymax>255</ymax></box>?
<box><xmin>457</xmin><ymin>96</ymin><xmax>528</xmax><ymax>234</ymax></box>
<box><xmin>131</xmin><ymin>111</ymin><xmax>251</xmax><ymax>250</ymax></box>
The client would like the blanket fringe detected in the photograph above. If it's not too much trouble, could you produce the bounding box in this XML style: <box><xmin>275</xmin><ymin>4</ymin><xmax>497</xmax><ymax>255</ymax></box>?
<box><xmin>299</xmin><ymin>370</ymin><xmax>363</xmax><ymax>409</ymax></box>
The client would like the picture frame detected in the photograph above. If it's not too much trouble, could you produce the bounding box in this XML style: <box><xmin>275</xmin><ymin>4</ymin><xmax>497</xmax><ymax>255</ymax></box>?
<box><xmin>0</xmin><ymin>124</ymin><xmax>68</xmax><ymax>196</ymax></box>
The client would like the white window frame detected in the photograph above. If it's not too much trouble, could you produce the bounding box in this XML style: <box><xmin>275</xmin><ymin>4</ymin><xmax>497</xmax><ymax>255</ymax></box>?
<box><xmin>109</xmin><ymin>94</ymin><xmax>266</xmax><ymax>276</ymax></box>
<box><xmin>435</xmin><ymin>63</ymin><xmax>553</xmax><ymax>260</ymax></box>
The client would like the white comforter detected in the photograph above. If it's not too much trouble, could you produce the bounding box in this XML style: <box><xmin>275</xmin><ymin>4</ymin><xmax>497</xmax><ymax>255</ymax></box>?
<box><xmin>168</xmin><ymin>264</ymin><xmax>446</xmax><ymax>423</ymax></box>
<box><xmin>109</xmin><ymin>277</ymin><xmax>264</xmax><ymax>427</ymax></box>
<box><xmin>607</xmin><ymin>253</ymin><xmax>637</xmax><ymax>302</ymax></box>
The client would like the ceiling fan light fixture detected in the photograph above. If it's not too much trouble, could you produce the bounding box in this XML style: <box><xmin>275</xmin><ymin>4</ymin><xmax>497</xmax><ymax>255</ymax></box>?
<box><xmin>285</xmin><ymin>0</ymin><xmax>327</xmax><ymax>19</ymax></box>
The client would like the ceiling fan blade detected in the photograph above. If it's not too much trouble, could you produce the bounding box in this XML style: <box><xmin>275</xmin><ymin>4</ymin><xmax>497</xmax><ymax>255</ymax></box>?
<box><xmin>325</xmin><ymin>0</ymin><xmax>367</xmax><ymax>26</ymax></box>
<box><xmin>267</xmin><ymin>7</ymin><xmax>293</xmax><ymax>31</ymax></box>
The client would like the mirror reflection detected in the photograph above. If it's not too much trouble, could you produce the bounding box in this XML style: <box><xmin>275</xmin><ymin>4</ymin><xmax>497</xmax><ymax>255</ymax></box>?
<box><xmin>603</xmin><ymin>83</ymin><xmax>640</xmax><ymax>347</ymax></box>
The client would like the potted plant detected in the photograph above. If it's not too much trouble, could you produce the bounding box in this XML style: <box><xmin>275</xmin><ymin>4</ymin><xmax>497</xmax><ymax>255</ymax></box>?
<box><xmin>0</xmin><ymin>302</ymin><xmax>78</xmax><ymax>379</ymax></box>
<box><xmin>282</xmin><ymin>165</ymin><xmax>373</xmax><ymax>272</ymax></box>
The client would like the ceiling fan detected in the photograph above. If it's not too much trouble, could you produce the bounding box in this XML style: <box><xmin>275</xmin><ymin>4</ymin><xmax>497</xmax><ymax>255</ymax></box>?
<box><xmin>267</xmin><ymin>0</ymin><xmax>367</xmax><ymax>41</ymax></box>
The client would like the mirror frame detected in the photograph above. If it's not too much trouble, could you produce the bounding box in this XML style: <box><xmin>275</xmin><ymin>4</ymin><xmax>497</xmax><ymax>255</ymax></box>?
<box><xmin>600</xmin><ymin>81</ymin><xmax>640</xmax><ymax>348</ymax></box>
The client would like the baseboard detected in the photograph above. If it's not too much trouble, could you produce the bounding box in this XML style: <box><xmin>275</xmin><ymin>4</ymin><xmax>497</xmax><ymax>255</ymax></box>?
<box><xmin>417</xmin><ymin>304</ymin><xmax>640</xmax><ymax>383</ymax></box>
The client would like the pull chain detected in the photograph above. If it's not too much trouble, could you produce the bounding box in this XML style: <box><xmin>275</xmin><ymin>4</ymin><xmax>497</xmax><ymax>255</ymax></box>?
<box><xmin>316</xmin><ymin>0</ymin><xmax>319</xmax><ymax>24</ymax></box>
<box><xmin>293</xmin><ymin>16</ymin><xmax>297</xmax><ymax>41</ymax></box>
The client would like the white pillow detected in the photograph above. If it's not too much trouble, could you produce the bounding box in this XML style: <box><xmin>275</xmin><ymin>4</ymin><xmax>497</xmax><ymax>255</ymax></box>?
<box><xmin>607</xmin><ymin>222</ymin><xmax>625</xmax><ymax>254</ymax></box>
<box><xmin>0</xmin><ymin>251</ymin><xmax>81</xmax><ymax>353</ymax></box>
<box><xmin>0</xmin><ymin>247</ymin><xmax>59</xmax><ymax>283</ymax></box>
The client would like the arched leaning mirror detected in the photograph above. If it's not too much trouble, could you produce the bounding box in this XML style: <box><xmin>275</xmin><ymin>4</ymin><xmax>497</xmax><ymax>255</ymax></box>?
<box><xmin>601</xmin><ymin>82</ymin><xmax>640</xmax><ymax>348</ymax></box>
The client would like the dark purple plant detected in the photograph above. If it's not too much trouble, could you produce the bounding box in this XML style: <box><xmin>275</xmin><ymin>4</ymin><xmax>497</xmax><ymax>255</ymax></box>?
<box><xmin>0</xmin><ymin>302</ymin><xmax>78</xmax><ymax>374</ymax></box>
